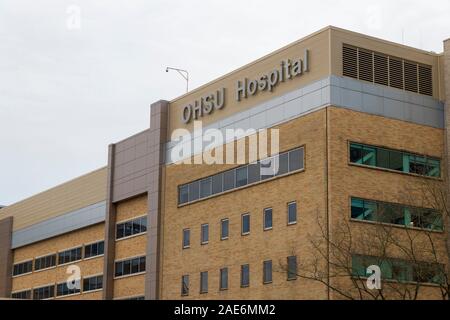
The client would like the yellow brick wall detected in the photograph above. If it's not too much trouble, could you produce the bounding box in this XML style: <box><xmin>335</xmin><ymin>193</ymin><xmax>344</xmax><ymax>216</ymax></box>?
<box><xmin>113</xmin><ymin>274</ymin><xmax>146</xmax><ymax>299</ymax></box>
<box><xmin>113</xmin><ymin>194</ymin><xmax>148</xmax><ymax>299</ymax></box>
<box><xmin>327</xmin><ymin>106</ymin><xmax>447</xmax><ymax>300</ymax></box>
<box><xmin>162</xmin><ymin>109</ymin><xmax>329</xmax><ymax>300</ymax></box>
<box><xmin>11</xmin><ymin>223</ymin><xmax>105</xmax><ymax>300</ymax></box>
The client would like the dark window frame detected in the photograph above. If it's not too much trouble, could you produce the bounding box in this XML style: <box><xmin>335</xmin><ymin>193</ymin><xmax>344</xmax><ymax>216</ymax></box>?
<box><xmin>241</xmin><ymin>264</ymin><xmax>250</xmax><ymax>288</ymax></box>
<box><xmin>34</xmin><ymin>254</ymin><xmax>57</xmax><ymax>271</ymax></box>
<box><xmin>287</xmin><ymin>201</ymin><xmax>298</xmax><ymax>225</ymax></box>
<box><xmin>241</xmin><ymin>213</ymin><xmax>250</xmax><ymax>236</ymax></box>
<box><xmin>183</xmin><ymin>228</ymin><xmax>191</xmax><ymax>249</ymax></box>
<box><xmin>83</xmin><ymin>275</ymin><xmax>103</xmax><ymax>292</ymax></box>
<box><xmin>349</xmin><ymin>142</ymin><xmax>441</xmax><ymax>179</ymax></box>
<box><xmin>221</xmin><ymin>218</ymin><xmax>229</xmax><ymax>240</ymax></box>
<box><xmin>220</xmin><ymin>268</ymin><xmax>228</xmax><ymax>291</ymax></box>
<box><xmin>263</xmin><ymin>260</ymin><xmax>273</xmax><ymax>284</ymax></box>
<box><xmin>58</xmin><ymin>247</ymin><xmax>82</xmax><ymax>265</ymax></box>
<box><xmin>114</xmin><ymin>256</ymin><xmax>146</xmax><ymax>278</ymax></box>
<box><xmin>116</xmin><ymin>216</ymin><xmax>148</xmax><ymax>240</ymax></box>
<box><xmin>200</xmin><ymin>271</ymin><xmax>208</xmax><ymax>294</ymax></box>
<box><xmin>201</xmin><ymin>223</ymin><xmax>209</xmax><ymax>245</ymax></box>
<box><xmin>178</xmin><ymin>147</ymin><xmax>305</xmax><ymax>206</ymax></box>
<box><xmin>287</xmin><ymin>256</ymin><xmax>298</xmax><ymax>281</ymax></box>
<box><xmin>181</xmin><ymin>275</ymin><xmax>189</xmax><ymax>296</ymax></box>
<box><xmin>84</xmin><ymin>240</ymin><xmax>105</xmax><ymax>259</ymax></box>
<box><xmin>13</xmin><ymin>260</ymin><xmax>33</xmax><ymax>277</ymax></box>
<box><xmin>263</xmin><ymin>208</ymin><xmax>273</xmax><ymax>231</ymax></box>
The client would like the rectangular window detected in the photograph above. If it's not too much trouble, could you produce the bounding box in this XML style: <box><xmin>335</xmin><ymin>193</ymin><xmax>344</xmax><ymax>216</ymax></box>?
<box><xmin>114</xmin><ymin>256</ymin><xmax>145</xmax><ymax>278</ymax></box>
<box><xmin>223</xmin><ymin>170</ymin><xmax>235</xmax><ymax>191</ymax></box>
<box><xmin>263</xmin><ymin>208</ymin><xmax>273</xmax><ymax>230</ymax></box>
<box><xmin>236</xmin><ymin>166</ymin><xmax>248</xmax><ymax>187</ymax></box>
<box><xmin>58</xmin><ymin>247</ymin><xmax>82</xmax><ymax>265</ymax></box>
<box><xmin>220</xmin><ymin>268</ymin><xmax>228</xmax><ymax>290</ymax></box>
<box><xmin>181</xmin><ymin>275</ymin><xmax>189</xmax><ymax>296</ymax></box>
<box><xmin>352</xmin><ymin>254</ymin><xmax>444</xmax><ymax>284</ymax></box>
<box><xmin>200</xmin><ymin>177</ymin><xmax>212</xmax><ymax>198</ymax></box>
<box><xmin>247</xmin><ymin>162</ymin><xmax>261</xmax><ymax>184</ymax></box>
<box><xmin>351</xmin><ymin>197</ymin><xmax>443</xmax><ymax>231</ymax></box>
<box><xmin>83</xmin><ymin>275</ymin><xmax>103</xmax><ymax>292</ymax></box>
<box><xmin>84</xmin><ymin>241</ymin><xmax>104</xmax><ymax>259</ymax></box>
<box><xmin>241</xmin><ymin>264</ymin><xmax>250</xmax><ymax>287</ymax></box>
<box><xmin>11</xmin><ymin>290</ymin><xmax>31</xmax><ymax>300</ymax></box>
<box><xmin>200</xmin><ymin>271</ymin><xmax>208</xmax><ymax>294</ymax></box>
<box><xmin>178</xmin><ymin>147</ymin><xmax>305</xmax><ymax>205</ymax></box>
<box><xmin>183</xmin><ymin>229</ymin><xmax>190</xmax><ymax>249</ymax></box>
<box><xmin>350</xmin><ymin>143</ymin><xmax>441</xmax><ymax>178</ymax></box>
<box><xmin>188</xmin><ymin>181</ymin><xmax>200</xmax><ymax>202</ymax></box>
<box><xmin>116</xmin><ymin>216</ymin><xmax>147</xmax><ymax>240</ymax></box>
<box><xmin>288</xmin><ymin>202</ymin><xmax>297</xmax><ymax>225</ymax></box>
<box><xmin>278</xmin><ymin>153</ymin><xmax>289</xmax><ymax>175</ymax></box>
<box><xmin>287</xmin><ymin>256</ymin><xmax>297</xmax><ymax>280</ymax></box>
<box><xmin>35</xmin><ymin>254</ymin><xmax>56</xmax><ymax>271</ymax></box>
<box><xmin>221</xmin><ymin>219</ymin><xmax>229</xmax><ymax>240</ymax></box>
<box><xmin>242</xmin><ymin>214</ymin><xmax>250</xmax><ymax>235</ymax></box>
<box><xmin>201</xmin><ymin>224</ymin><xmax>209</xmax><ymax>245</ymax></box>
<box><xmin>33</xmin><ymin>285</ymin><xmax>55</xmax><ymax>300</ymax></box>
<box><xmin>57</xmin><ymin>281</ymin><xmax>81</xmax><ymax>297</ymax></box>
<box><xmin>288</xmin><ymin>148</ymin><xmax>304</xmax><ymax>172</ymax></box>
<box><xmin>263</xmin><ymin>260</ymin><xmax>273</xmax><ymax>284</ymax></box>
<box><xmin>13</xmin><ymin>260</ymin><xmax>33</xmax><ymax>276</ymax></box>
<box><xmin>212</xmin><ymin>174</ymin><xmax>223</xmax><ymax>195</ymax></box>
<box><xmin>179</xmin><ymin>185</ymin><xmax>189</xmax><ymax>204</ymax></box>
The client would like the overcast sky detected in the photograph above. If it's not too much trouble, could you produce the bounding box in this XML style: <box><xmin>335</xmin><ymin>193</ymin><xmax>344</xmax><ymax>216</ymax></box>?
<box><xmin>0</xmin><ymin>0</ymin><xmax>449</xmax><ymax>205</ymax></box>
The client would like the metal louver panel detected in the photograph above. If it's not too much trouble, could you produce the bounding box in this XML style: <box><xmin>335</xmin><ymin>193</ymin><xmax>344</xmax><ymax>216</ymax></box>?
<box><xmin>343</xmin><ymin>45</ymin><xmax>358</xmax><ymax>79</ymax></box>
<box><xmin>404</xmin><ymin>61</ymin><xmax>418</xmax><ymax>93</ymax></box>
<box><xmin>358</xmin><ymin>50</ymin><xmax>374</xmax><ymax>82</ymax></box>
<box><xmin>418</xmin><ymin>65</ymin><xmax>433</xmax><ymax>96</ymax></box>
<box><xmin>342</xmin><ymin>44</ymin><xmax>433</xmax><ymax>96</ymax></box>
<box><xmin>388</xmin><ymin>58</ymin><xmax>404</xmax><ymax>90</ymax></box>
<box><xmin>374</xmin><ymin>54</ymin><xmax>388</xmax><ymax>86</ymax></box>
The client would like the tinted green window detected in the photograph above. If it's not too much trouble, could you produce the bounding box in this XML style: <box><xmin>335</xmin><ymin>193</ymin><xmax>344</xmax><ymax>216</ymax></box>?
<box><xmin>352</xmin><ymin>255</ymin><xmax>444</xmax><ymax>284</ymax></box>
<box><xmin>351</xmin><ymin>197</ymin><xmax>442</xmax><ymax>231</ymax></box>
<box><xmin>350</xmin><ymin>143</ymin><xmax>440</xmax><ymax>178</ymax></box>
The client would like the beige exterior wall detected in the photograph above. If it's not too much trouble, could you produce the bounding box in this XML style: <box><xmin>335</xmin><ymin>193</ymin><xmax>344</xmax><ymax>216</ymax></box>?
<box><xmin>168</xmin><ymin>27</ymin><xmax>331</xmax><ymax>135</ymax></box>
<box><xmin>113</xmin><ymin>195</ymin><xmax>147</xmax><ymax>299</ymax></box>
<box><xmin>0</xmin><ymin>167</ymin><xmax>107</xmax><ymax>231</ymax></box>
<box><xmin>329</xmin><ymin>27</ymin><xmax>442</xmax><ymax>99</ymax></box>
<box><xmin>162</xmin><ymin>109</ymin><xmax>329</xmax><ymax>300</ymax></box>
<box><xmin>11</xmin><ymin>223</ymin><xmax>105</xmax><ymax>300</ymax></box>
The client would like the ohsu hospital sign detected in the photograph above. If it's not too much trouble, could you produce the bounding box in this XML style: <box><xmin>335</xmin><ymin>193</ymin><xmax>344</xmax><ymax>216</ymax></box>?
<box><xmin>181</xmin><ymin>49</ymin><xmax>310</xmax><ymax>124</ymax></box>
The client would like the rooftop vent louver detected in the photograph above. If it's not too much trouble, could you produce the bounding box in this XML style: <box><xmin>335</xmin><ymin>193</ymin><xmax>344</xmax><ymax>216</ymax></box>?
<box><xmin>342</xmin><ymin>44</ymin><xmax>433</xmax><ymax>96</ymax></box>
<box><xmin>374</xmin><ymin>53</ymin><xmax>388</xmax><ymax>86</ymax></box>
<box><xmin>418</xmin><ymin>65</ymin><xmax>433</xmax><ymax>96</ymax></box>
<box><xmin>343</xmin><ymin>45</ymin><xmax>358</xmax><ymax>79</ymax></box>
<box><xmin>404</xmin><ymin>61</ymin><xmax>418</xmax><ymax>93</ymax></box>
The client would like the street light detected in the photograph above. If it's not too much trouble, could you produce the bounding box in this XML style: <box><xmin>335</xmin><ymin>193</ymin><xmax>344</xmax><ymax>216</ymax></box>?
<box><xmin>166</xmin><ymin>67</ymin><xmax>189</xmax><ymax>93</ymax></box>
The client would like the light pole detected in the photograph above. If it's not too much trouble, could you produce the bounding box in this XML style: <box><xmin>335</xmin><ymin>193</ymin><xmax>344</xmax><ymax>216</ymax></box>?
<box><xmin>166</xmin><ymin>67</ymin><xmax>189</xmax><ymax>93</ymax></box>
